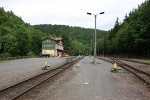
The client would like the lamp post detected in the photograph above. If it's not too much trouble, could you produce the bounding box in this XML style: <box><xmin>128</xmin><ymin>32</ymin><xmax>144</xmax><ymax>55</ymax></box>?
<box><xmin>87</xmin><ymin>12</ymin><xmax>104</xmax><ymax>65</ymax></box>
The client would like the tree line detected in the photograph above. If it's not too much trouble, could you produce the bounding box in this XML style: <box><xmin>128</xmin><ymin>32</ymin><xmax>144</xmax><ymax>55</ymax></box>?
<box><xmin>1</xmin><ymin>0</ymin><xmax>149</xmax><ymax>58</ymax></box>
<box><xmin>0</xmin><ymin>7</ymin><xmax>44</xmax><ymax>57</ymax></box>
<box><xmin>33</xmin><ymin>24</ymin><xmax>106</xmax><ymax>56</ymax></box>
<box><xmin>0</xmin><ymin>7</ymin><xmax>105</xmax><ymax>57</ymax></box>
<box><xmin>97</xmin><ymin>0</ymin><xmax>150</xmax><ymax>57</ymax></box>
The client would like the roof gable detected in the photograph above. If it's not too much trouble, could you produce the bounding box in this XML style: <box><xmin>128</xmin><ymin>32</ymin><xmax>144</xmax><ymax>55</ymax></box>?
<box><xmin>42</xmin><ymin>37</ymin><xmax>62</xmax><ymax>42</ymax></box>
<box><xmin>51</xmin><ymin>38</ymin><xmax>62</xmax><ymax>41</ymax></box>
<box><xmin>42</xmin><ymin>38</ymin><xmax>55</xmax><ymax>43</ymax></box>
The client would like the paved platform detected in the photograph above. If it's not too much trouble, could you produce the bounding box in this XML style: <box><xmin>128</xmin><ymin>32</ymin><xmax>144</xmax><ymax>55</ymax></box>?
<box><xmin>47</xmin><ymin>56</ymin><xmax>150</xmax><ymax>100</ymax></box>
<box><xmin>1</xmin><ymin>56</ymin><xmax>150</xmax><ymax>100</ymax></box>
<box><xmin>0</xmin><ymin>57</ymin><xmax>67</xmax><ymax>90</ymax></box>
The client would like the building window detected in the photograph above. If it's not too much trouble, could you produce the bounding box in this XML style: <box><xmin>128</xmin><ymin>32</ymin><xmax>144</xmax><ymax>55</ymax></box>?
<box><xmin>47</xmin><ymin>39</ymin><xmax>51</xmax><ymax>42</ymax></box>
<box><xmin>44</xmin><ymin>44</ymin><xmax>53</xmax><ymax>47</ymax></box>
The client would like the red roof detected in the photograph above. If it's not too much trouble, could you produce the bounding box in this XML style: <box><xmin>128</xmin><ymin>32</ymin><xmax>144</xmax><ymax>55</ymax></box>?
<box><xmin>42</xmin><ymin>37</ymin><xmax>63</xmax><ymax>41</ymax></box>
<box><xmin>51</xmin><ymin>38</ymin><xmax>62</xmax><ymax>41</ymax></box>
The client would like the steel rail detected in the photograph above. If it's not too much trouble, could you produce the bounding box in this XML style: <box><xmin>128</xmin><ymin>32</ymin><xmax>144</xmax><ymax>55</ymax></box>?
<box><xmin>13</xmin><ymin>57</ymin><xmax>83</xmax><ymax>100</ymax></box>
<box><xmin>109</xmin><ymin>58</ymin><xmax>150</xmax><ymax>76</ymax></box>
<box><xmin>117</xmin><ymin>58</ymin><xmax>150</xmax><ymax>65</ymax></box>
<box><xmin>0</xmin><ymin>57</ymin><xmax>83</xmax><ymax>100</ymax></box>
<box><xmin>98</xmin><ymin>57</ymin><xmax>150</xmax><ymax>85</ymax></box>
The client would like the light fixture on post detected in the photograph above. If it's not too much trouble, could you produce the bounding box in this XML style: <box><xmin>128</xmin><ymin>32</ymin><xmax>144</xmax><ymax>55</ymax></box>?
<box><xmin>87</xmin><ymin>12</ymin><xmax>105</xmax><ymax>65</ymax></box>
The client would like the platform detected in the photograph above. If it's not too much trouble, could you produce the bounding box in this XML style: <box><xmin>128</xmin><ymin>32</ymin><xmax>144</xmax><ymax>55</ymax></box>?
<box><xmin>47</xmin><ymin>56</ymin><xmax>150</xmax><ymax>100</ymax></box>
<box><xmin>1</xmin><ymin>57</ymin><xmax>150</xmax><ymax>99</ymax></box>
<box><xmin>0</xmin><ymin>57</ymin><xmax>67</xmax><ymax>90</ymax></box>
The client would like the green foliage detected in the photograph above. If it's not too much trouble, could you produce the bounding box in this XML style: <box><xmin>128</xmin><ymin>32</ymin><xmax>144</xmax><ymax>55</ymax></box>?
<box><xmin>0</xmin><ymin>52</ymin><xmax>11</xmax><ymax>57</ymax></box>
<box><xmin>33</xmin><ymin>24</ymin><xmax>106</xmax><ymax>56</ymax></box>
<box><xmin>0</xmin><ymin>7</ymin><xmax>106</xmax><ymax>56</ymax></box>
<box><xmin>33</xmin><ymin>25</ymin><xmax>106</xmax><ymax>45</ymax></box>
<box><xmin>0</xmin><ymin>8</ymin><xmax>47</xmax><ymax>56</ymax></box>
<box><xmin>0</xmin><ymin>32</ymin><xmax>2</xmax><ymax>50</ymax></box>
<box><xmin>2</xmin><ymin>34</ymin><xmax>18</xmax><ymax>56</ymax></box>
<box><xmin>0</xmin><ymin>7</ymin><xmax>45</xmax><ymax>57</ymax></box>
<box><xmin>28</xmin><ymin>29</ymin><xmax>43</xmax><ymax>55</ymax></box>
<box><xmin>2</xmin><ymin>0</ymin><xmax>150</xmax><ymax>58</ymax></box>
<box><xmin>27</xmin><ymin>51</ymin><xmax>35</xmax><ymax>57</ymax></box>
<box><xmin>100</xmin><ymin>0</ymin><xmax>150</xmax><ymax>57</ymax></box>
<box><xmin>15</xmin><ymin>28</ymin><xmax>30</xmax><ymax>56</ymax></box>
<box><xmin>61</xmin><ymin>32</ymin><xmax>71</xmax><ymax>51</ymax></box>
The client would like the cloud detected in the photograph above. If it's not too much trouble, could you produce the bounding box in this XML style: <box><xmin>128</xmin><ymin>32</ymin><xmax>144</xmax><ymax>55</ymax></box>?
<box><xmin>0</xmin><ymin>0</ymin><xmax>145</xmax><ymax>30</ymax></box>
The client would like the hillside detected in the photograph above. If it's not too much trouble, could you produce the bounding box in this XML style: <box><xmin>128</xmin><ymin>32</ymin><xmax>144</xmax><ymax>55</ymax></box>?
<box><xmin>0</xmin><ymin>7</ymin><xmax>106</xmax><ymax>56</ymax></box>
<box><xmin>1</xmin><ymin>0</ymin><xmax>150</xmax><ymax>57</ymax></box>
<box><xmin>97</xmin><ymin>0</ymin><xmax>150</xmax><ymax>57</ymax></box>
<box><xmin>33</xmin><ymin>24</ymin><xmax>106</xmax><ymax>45</ymax></box>
<box><xmin>0</xmin><ymin>7</ymin><xmax>44</xmax><ymax>57</ymax></box>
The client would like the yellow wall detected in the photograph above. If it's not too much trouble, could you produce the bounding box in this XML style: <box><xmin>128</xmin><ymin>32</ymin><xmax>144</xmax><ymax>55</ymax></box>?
<box><xmin>42</xmin><ymin>50</ymin><xmax>55</xmax><ymax>56</ymax></box>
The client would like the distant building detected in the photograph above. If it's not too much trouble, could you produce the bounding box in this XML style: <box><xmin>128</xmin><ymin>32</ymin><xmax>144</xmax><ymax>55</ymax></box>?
<box><xmin>41</xmin><ymin>37</ymin><xmax>68</xmax><ymax>57</ymax></box>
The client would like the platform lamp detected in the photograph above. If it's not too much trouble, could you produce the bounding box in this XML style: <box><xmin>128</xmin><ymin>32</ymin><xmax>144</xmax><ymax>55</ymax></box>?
<box><xmin>87</xmin><ymin>12</ymin><xmax>104</xmax><ymax>65</ymax></box>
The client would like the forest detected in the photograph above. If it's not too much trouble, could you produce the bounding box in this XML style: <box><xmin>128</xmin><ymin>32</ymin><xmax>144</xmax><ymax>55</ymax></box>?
<box><xmin>97</xmin><ymin>0</ymin><xmax>150</xmax><ymax>57</ymax></box>
<box><xmin>0</xmin><ymin>0</ymin><xmax>150</xmax><ymax>58</ymax></box>
<box><xmin>0</xmin><ymin>7</ymin><xmax>44</xmax><ymax>57</ymax></box>
<box><xmin>0</xmin><ymin>6</ymin><xmax>105</xmax><ymax>57</ymax></box>
<box><xmin>33</xmin><ymin>24</ymin><xmax>106</xmax><ymax>56</ymax></box>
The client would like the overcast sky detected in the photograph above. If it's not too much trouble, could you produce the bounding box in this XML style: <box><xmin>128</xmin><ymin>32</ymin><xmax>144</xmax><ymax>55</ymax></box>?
<box><xmin>0</xmin><ymin>0</ymin><xmax>145</xmax><ymax>31</ymax></box>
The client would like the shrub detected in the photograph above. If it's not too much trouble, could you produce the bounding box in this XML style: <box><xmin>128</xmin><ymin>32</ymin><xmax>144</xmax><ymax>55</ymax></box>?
<box><xmin>27</xmin><ymin>51</ymin><xmax>35</xmax><ymax>57</ymax></box>
<box><xmin>0</xmin><ymin>53</ymin><xmax>11</xmax><ymax>58</ymax></box>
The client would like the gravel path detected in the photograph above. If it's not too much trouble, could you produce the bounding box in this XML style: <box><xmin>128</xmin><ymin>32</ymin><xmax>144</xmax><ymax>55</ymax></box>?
<box><xmin>0</xmin><ymin>57</ymin><xmax>67</xmax><ymax>90</ymax></box>
<box><xmin>18</xmin><ymin>56</ymin><xmax>150</xmax><ymax>100</ymax></box>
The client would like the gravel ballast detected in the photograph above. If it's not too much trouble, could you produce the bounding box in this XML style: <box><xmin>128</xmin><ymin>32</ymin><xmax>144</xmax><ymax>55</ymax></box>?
<box><xmin>0</xmin><ymin>57</ymin><xmax>67</xmax><ymax>90</ymax></box>
<box><xmin>18</xmin><ymin>56</ymin><xmax>150</xmax><ymax>100</ymax></box>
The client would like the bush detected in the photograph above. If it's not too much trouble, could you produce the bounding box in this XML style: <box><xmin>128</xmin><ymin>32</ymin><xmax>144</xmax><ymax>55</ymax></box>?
<box><xmin>27</xmin><ymin>51</ymin><xmax>35</xmax><ymax>57</ymax></box>
<box><xmin>0</xmin><ymin>53</ymin><xmax>11</xmax><ymax>57</ymax></box>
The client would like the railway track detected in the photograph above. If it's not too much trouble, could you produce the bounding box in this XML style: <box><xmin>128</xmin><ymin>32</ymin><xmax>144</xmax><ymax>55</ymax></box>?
<box><xmin>0</xmin><ymin>57</ymin><xmax>83</xmax><ymax>100</ymax></box>
<box><xmin>98</xmin><ymin>57</ymin><xmax>150</xmax><ymax>86</ymax></box>
<box><xmin>118</xmin><ymin>58</ymin><xmax>150</xmax><ymax>65</ymax></box>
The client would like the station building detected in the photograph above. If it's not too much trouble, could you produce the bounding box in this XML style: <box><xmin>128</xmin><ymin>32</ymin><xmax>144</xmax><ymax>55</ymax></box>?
<box><xmin>41</xmin><ymin>37</ymin><xmax>68</xmax><ymax>57</ymax></box>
